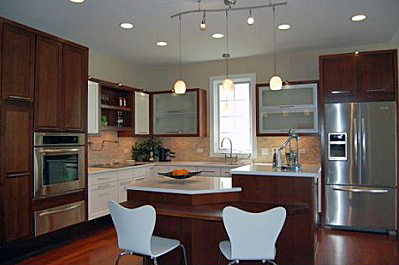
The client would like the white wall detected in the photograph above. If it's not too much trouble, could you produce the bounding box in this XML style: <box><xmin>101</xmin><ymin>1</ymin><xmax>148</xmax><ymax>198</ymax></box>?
<box><xmin>89</xmin><ymin>49</ymin><xmax>155</xmax><ymax>89</ymax></box>
<box><xmin>141</xmin><ymin>43</ymin><xmax>399</xmax><ymax>91</ymax></box>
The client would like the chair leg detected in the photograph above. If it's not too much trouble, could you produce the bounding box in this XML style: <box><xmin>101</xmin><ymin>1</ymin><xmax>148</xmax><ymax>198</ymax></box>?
<box><xmin>153</xmin><ymin>257</ymin><xmax>158</xmax><ymax>265</ymax></box>
<box><xmin>267</xmin><ymin>261</ymin><xmax>277</xmax><ymax>265</ymax></box>
<box><xmin>115</xmin><ymin>251</ymin><xmax>132</xmax><ymax>265</ymax></box>
<box><xmin>179</xmin><ymin>244</ymin><xmax>188</xmax><ymax>265</ymax></box>
<box><xmin>227</xmin><ymin>260</ymin><xmax>238</xmax><ymax>265</ymax></box>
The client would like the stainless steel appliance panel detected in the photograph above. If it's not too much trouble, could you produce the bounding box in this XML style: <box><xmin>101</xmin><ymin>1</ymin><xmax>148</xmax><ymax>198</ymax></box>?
<box><xmin>360</xmin><ymin>102</ymin><xmax>397</xmax><ymax>187</ymax></box>
<box><xmin>325</xmin><ymin>185</ymin><xmax>396</xmax><ymax>231</ymax></box>
<box><xmin>324</xmin><ymin>103</ymin><xmax>360</xmax><ymax>185</ymax></box>
<box><xmin>34</xmin><ymin>201</ymin><xmax>85</xmax><ymax>236</ymax></box>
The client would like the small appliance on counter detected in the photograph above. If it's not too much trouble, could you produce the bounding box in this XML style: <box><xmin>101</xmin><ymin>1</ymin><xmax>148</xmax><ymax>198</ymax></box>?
<box><xmin>159</xmin><ymin>147</ymin><xmax>175</xmax><ymax>161</ymax></box>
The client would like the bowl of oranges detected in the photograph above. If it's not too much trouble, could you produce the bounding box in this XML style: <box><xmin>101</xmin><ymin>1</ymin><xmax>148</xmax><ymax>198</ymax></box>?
<box><xmin>158</xmin><ymin>169</ymin><xmax>202</xmax><ymax>179</ymax></box>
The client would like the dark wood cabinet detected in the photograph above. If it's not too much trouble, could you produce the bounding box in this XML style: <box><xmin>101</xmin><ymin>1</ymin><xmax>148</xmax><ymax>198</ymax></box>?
<box><xmin>35</xmin><ymin>40</ymin><xmax>88</xmax><ymax>132</ymax></box>
<box><xmin>62</xmin><ymin>44</ymin><xmax>88</xmax><ymax>132</ymax></box>
<box><xmin>1</xmin><ymin>22</ymin><xmax>35</xmax><ymax>102</ymax></box>
<box><xmin>35</xmin><ymin>35</ymin><xmax>62</xmax><ymax>130</ymax></box>
<box><xmin>0</xmin><ymin>101</ymin><xmax>33</xmax><ymax>243</ymax></box>
<box><xmin>320</xmin><ymin>49</ymin><xmax>397</xmax><ymax>102</ymax></box>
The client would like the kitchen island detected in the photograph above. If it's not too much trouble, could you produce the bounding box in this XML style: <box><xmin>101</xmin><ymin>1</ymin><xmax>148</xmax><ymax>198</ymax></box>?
<box><xmin>125</xmin><ymin>169</ymin><xmax>319</xmax><ymax>265</ymax></box>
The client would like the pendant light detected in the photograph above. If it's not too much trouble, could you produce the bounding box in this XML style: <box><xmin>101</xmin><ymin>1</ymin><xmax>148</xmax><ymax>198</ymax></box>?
<box><xmin>174</xmin><ymin>15</ymin><xmax>187</xmax><ymax>94</ymax></box>
<box><xmin>269</xmin><ymin>6</ymin><xmax>282</xmax><ymax>91</ymax></box>
<box><xmin>222</xmin><ymin>10</ymin><xmax>234</xmax><ymax>91</ymax></box>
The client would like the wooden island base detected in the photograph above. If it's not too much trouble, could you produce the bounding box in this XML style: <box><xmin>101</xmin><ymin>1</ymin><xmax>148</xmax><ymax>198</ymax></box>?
<box><xmin>125</xmin><ymin>189</ymin><xmax>313</xmax><ymax>265</ymax></box>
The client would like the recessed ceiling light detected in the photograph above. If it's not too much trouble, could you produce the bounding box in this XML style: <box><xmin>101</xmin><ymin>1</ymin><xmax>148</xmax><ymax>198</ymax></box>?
<box><xmin>69</xmin><ymin>0</ymin><xmax>85</xmax><ymax>3</ymax></box>
<box><xmin>156</xmin><ymin>41</ymin><xmax>168</xmax><ymax>47</ymax></box>
<box><xmin>120</xmin><ymin>22</ymin><xmax>134</xmax><ymax>29</ymax></box>
<box><xmin>211</xmin><ymin>33</ymin><xmax>224</xmax><ymax>39</ymax></box>
<box><xmin>277</xmin><ymin>24</ymin><xmax>291</xmax><ymax>30</ymax></box>
<box><xmin>351</xmin><ymin>14</ymin><xmax>366</xmax><ymax>22</ymax></box>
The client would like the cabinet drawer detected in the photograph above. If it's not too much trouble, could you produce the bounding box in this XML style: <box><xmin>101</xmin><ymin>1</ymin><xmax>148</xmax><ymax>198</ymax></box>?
<box><xmin>88</xmin><ymin>182</ymin><xmax>117</xmax><ymax>220</ymax></box>
<box><xmin>89</xmin><ymin>172</ymin><xmax>117</xmax><ymax>186</ymax></box>
<box><xmin>117</xmin><ymin>179</ymin><xmax>133</xmax><ymax>203</ymax></box>
<box><xmin>117</xmin><ymin>168</ymin><xmax>134</xmax><ymax>181</ymax></box>
<box><xmin>34</xmin><ymin>201</ymin><xmax>85</xmax><ymax>236</ymax></box>
<box><xmin>152</xmin><ymin>166</ymin><xmax>169</xmax><ymax>176</ymax></box>
<box><xmin>197</xmin><ymin>167</ymin><xmax>221</xmax><ymax>176</ymax></box>
<box><xmin>221</xmin><ymin>168</ymin><xmax>232</xmax><ymax>177</ymax></box>
<box><xmin>134</xmin><ymin>167</ymin><xmax>147</xmax><ymax>178</ymax></box>
<box><xmin>169</xmin><ymin>166</ymin><xmax>198</xmax><ymax>172</ymax></box>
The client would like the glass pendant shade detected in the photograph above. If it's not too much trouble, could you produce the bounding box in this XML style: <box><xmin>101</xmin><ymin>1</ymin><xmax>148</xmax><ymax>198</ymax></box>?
<box><xmin>174</xmin><ymin>79</ymin><xmax>187</xmax><ymax>94</ymax></box>
<box><xmin>222</xmin><ymin>78</ymin><xmax>234</xmax><ymax>91</ymax></box>
<box><xmin>270</xmin><ymin>75</ymin><xmax>282</xmax><ymax>90</ymax></box>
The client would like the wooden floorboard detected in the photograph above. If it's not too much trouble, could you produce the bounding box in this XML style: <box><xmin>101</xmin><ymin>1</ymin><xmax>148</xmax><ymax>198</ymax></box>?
<box><xmin>13</xmin><ymin>227</ymin><xmax>399</xmax><ymax>265</ymax></box>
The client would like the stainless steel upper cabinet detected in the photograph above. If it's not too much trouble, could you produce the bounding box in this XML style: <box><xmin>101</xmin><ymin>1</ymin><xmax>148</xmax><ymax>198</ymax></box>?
<box><xmin>324</xmin><ymin>103</ymin><xmax>360</xmax><ymax>185</ymax></box>
<box><xmin>360</xmin><ymin>101</ymin><xmax>396</xmax><ymax>187</ymax></box>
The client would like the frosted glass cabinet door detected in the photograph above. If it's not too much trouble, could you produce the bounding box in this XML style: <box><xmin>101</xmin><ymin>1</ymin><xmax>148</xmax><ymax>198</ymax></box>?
<box><xmin>87</xmin><ymin>81</ymin><xmax>100</xmax><ymax>135</ymax></box>
<box><xmin>260</xmin><ymin>83</ymin><xmax>318</xmax><ymax>109</ymax></box>
<box><xmin>153</xmin><ymin>91</ymin><xmax>198</xmax><ymax>135</ymax></box>
<box><xmin>259</xmin><ymin>109</ymin><xmax>318</xmax><ymax>134</ymax></box>
<box><xmin>135</xmin><ymin>91</ymin><xmax>150</xmax><ymax>135</ymax></box>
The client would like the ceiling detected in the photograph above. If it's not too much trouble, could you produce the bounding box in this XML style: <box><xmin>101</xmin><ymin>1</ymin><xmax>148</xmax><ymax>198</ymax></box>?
<box><xmin>1</xmin><ymin>0</ymin><xmax>398</xmax><ymax>66</ymax></box>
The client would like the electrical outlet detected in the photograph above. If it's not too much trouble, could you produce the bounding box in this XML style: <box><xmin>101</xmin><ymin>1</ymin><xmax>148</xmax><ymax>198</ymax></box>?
<box><xmin>261</xmin><ymin>148</ymin><xmax>269</xmax><ymax>156</ymax></box>
<box><xmin>300</xmin><ymin>148</ymin><xmax>306</xmax><ymax>154</ymax></box>
<box><xmin>197</xmin><ymin>148</ymin><xmax>204</xmax><ymax>153</ymax></box>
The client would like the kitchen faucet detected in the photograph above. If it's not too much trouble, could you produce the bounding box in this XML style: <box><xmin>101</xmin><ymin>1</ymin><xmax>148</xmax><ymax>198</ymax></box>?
<box><xmin>221</xmin><ymin>137</ymin><xmax>237</xmax><ymax>164</ymax></box>
<box><xmin>276</xmin><ymin>129</ymin><xmax>301</xmax><ymax>170</ymax></box>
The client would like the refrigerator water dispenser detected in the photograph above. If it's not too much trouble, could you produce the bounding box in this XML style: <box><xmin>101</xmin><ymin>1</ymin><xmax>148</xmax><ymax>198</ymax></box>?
<box><xmin>328</xmin><ymin>133</ymin><xmax>347</xmax><ymax>160</ymax></box>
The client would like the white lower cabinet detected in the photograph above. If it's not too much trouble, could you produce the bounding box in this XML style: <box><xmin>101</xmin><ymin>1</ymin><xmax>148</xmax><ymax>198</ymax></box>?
<box><xmin>89</xmin><ymin>181</ymin><xmax>117</xmax><ymax>220</ymax></box>
<box><xmin>197</xmin><ymin>167</ymin><xmax>221</xmax><ymax>176</ymax></box>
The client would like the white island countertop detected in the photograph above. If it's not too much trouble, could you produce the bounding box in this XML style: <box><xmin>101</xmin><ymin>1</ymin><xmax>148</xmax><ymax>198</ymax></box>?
<box><xmin>126</xmin><ymin>176</ymin><xmax>242</xmax><ymax>195</ymax></box>
<box><xmin>231</xmin><ymin>164</ymin><xmax>321</xmax><ymax>178</ymax></box>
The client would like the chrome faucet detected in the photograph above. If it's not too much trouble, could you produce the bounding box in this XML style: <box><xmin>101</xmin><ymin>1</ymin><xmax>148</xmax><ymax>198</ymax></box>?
<box><xmin>277</xmin><ymin>129</ymin><xmax>301</xmax><ymax>170</ymax></box>
<box><xmin>221</xmin><ymin>137</ymin><xmax>237</xmax><ymax>164</ymax></box>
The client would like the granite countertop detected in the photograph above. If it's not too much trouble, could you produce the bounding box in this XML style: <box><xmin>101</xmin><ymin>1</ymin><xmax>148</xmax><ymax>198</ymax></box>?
<box><xmin>126</xmin><ymin>175</ymin><xmax>242</xmax><ymax>195</ymax></box>
<box><xmin>230</xmin><ymin>163</ymin><xmax>321</xmax><ymax>178</ymax></box>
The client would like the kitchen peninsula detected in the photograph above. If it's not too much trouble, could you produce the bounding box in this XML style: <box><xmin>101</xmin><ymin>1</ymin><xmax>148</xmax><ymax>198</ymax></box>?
<box><xmin>124</xmin><ymin>164</ymin><xmax>321</xmax><ymax>265</ymax></box>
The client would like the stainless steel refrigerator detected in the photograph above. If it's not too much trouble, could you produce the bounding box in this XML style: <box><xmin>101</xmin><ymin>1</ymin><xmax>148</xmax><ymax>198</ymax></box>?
<box><xmin>324</xmin><ymin>101</ymin><xmax>397</xmax><ymax>233</ymax></box>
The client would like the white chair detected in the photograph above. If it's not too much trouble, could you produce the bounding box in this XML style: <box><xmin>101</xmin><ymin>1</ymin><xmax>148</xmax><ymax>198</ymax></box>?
<box><xmin>108</xmin><ymin>200</ymin><xmax>188</xmax><ymax>265</ymax></box>
<box><xmin>218</xmin><ymin>206</ymin><xmax>287</xmax><ymax>265</ymax></box>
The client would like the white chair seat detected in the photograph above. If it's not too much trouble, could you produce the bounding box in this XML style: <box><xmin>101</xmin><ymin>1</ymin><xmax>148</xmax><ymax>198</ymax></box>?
<box><xmin>219</xmin><ymin>240</ymin><xmax>232</xmax><ymax>260</ymax></box>
<box><xmin>219</xmin><ymin>240</ymin><xmax>276</xmax><ymax>261</ymax></box>
<box><xmin>151</xmin><ymin>236</ymin><xmax>180</xmax><ymax>258</ymax></box>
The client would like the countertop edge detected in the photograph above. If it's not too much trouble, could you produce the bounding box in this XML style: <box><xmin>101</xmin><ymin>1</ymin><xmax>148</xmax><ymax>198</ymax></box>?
<box><xmin>126</xmin><ymin>186</ymin><xmax>242</xmax><ymax>195</ymax></box>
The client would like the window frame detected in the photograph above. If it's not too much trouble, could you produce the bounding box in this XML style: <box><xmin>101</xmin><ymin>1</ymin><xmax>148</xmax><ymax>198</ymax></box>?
<box><xmin>209</xmin><ymin>73</ymin><xmax>257</xmax><ymax>158</ymax></box>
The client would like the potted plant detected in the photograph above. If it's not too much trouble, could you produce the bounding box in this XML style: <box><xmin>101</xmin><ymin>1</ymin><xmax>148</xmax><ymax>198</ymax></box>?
<box><xmin>132</xmin><ymin>138</ymin><xmax>162</xmax><ymax>161</ymax></box>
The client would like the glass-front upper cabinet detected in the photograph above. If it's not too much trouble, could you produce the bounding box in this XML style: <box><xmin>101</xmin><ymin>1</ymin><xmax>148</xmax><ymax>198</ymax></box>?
<box><xmin>257</xmin><ymin>82</ymin><xmax>318</xmax><ymax>134</ymax></box>
<box><xmin>152</xmin><ymin>89</ymin><xmax>207</xmax><ymax>136</ymax></box>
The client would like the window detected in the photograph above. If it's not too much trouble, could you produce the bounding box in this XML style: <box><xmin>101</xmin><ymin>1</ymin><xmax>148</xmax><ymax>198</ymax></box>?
<box><xmin>210</xmin><ymin>73</ymin><xmax>256</xmax><ymax>157</ymax></box>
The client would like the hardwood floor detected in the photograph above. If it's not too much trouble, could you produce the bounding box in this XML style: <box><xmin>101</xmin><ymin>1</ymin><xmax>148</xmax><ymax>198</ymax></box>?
<box><xmin>13</xmin><ymin>227</ymin><xmax>399</xmax><ymax>265</ymax></box>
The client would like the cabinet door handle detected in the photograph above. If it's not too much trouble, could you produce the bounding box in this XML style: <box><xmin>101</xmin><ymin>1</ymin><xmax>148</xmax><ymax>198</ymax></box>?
<box><xmin>367</xmin><ymin>89</ymin><xmax>386</xmax><ymax>92</ymax></box>
<box><xmin>8</xmin><ymin>95</ymin><xmax>31</xmax><ymax>101</ymax></box>
<box><xmin>134</xmin><ymin>177</ymin><xmax>146</xmax><ymax>181</ymax></box>
<box><xmin>202</xmin><ymin>170</ymin><xmax>216</xmax><ymax>173</ymax></box>
<box><xmin>279</xmin><ymin>105</ymin><xmax>296</xmax><ymax>109</ymax></box>
<box><xmin>331</xmin><ymin>91</ymin><xmax>350</xmax><ymax>94</ymax></box>
<box><xmin>96</xmin><ymin>184</ymin><xmax>114</xmax><ymax>190</ymax></box>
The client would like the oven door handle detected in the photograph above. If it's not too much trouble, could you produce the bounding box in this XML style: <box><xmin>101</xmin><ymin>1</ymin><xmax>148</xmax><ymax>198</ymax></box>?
<box><xmin>39</xmin><ymin>148</ymin><xmax>80</xmax><ymax>154</ymax></box>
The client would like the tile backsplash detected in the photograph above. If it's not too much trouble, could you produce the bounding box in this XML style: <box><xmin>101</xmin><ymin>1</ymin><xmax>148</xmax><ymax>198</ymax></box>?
<box><xmin>88</xmin><ymin>132</ymin><xmax>321</xmax><ymax>165</ymax></box>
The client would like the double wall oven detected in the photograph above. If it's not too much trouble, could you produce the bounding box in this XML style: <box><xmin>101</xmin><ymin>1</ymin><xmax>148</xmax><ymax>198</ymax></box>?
<box><xmin>33</xmin><ymin>132</ymin><xmax>86</xmax><ymax>236</ymax></box>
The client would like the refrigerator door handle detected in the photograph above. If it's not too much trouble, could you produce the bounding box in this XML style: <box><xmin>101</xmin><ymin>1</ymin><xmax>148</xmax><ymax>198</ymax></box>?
<box><xmin>333</xmin><ymin>186</ymin><xmax>389</xmax><ymax>193</ymax></box>
<box><xmin>361</xmin><ymin>117</ymin><xmax>366</xmax><ymax>183</ymax></box>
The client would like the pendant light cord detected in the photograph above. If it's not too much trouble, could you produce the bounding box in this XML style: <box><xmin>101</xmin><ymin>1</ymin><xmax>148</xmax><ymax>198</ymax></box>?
<box><xmin>178</xmin><ymin>15</ymin><xmax>182</xmax><ymax>80</ymax></box>
<box><xmin>225</xmin><ymin>10</ymin><xmax>229</xmax><ymax>78</ymax></box>
<box><xmin>272</xmin><ymin>6</ymin><xmax>277</xmax><ymax>76</ymax></box>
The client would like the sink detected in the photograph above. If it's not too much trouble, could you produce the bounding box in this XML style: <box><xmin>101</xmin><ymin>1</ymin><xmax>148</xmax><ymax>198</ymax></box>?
<box><xmin>91</xmin><ymin>162</ymin><xmax>145</xmax><ymax>169</ymax></box>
